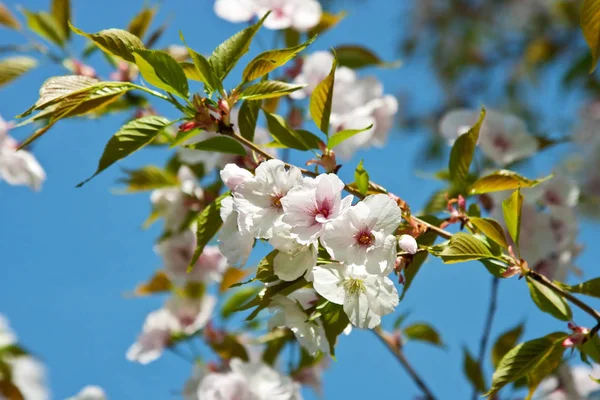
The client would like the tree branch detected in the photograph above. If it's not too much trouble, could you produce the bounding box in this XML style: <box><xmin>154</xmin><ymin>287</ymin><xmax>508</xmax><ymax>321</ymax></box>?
<box><xmin>372</xmin><ymin>328</ymin><xmax>437</xmax><ymax>400</ymax></box>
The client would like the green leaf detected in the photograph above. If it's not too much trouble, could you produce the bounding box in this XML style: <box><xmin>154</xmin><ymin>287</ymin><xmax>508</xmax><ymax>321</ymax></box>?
<box><xmin>22</xmin><ymin>9</ymin><xmax>65</xmax><ymax>47</ymax></box>
<box><xmin>262</xmin><ymin>330</ymin><xmax>292</xmax><ymax>365</ymax></box>
<box><xmin>256</xmin><ymin>250</ymin><xmax>278</xmax><ymax>283</ymax></box>
<box><xmin>208</xmin><ymin>334</ymin><xmax>249</xmax><ymax>362</ymax></box>
<box><xmin>309</xmin><ymin>55</ymin><xmax>336</xmax><ymax>135</ymax></box>
<box><xmin>403</xmin><ymin>323</ymin><xmax>444</xmax><ymax>347</ymax></box>
<box><xmin>334</xmin><ymin>45</ymin><xmax>401</xmax><ymax>69</ymax></box>
<box><xmin>187</xmin><ymin>192</ymin><xmax>230</xmax><ymax>272</ymax></box>
<box><xmin>328</xmin><ymin>125</ymin><xmax>373</xmax><ymax>149</ymax></box>
<box><xmin>242</xmin><ymin>36</ymin><xmax>315</xmax><ymax>83</ymax></box>
<box><xmin>240</xmin><ymin>81</ymin><xmax>304</xmax><ymax>100</ymax></box>
<box><xmin>264</xmin><ymin>111</ymin><xmax>321</xmax><ymax>150</ymax></box>
<box><xmin>70</xmin><ymin>24</ymin><xmax>145</xmax><ymax>62</ymax></box>
<box><xmin>308</xmin><ymin>11</ymin><xmax>346</xmax><ymax>37</ymax></box>
<box><xmin>481</xmin><ymin>259</ymin><xmax>505</xmax><ymax>278</ymax></box>
<box><xmin>180</xmin><ymin>61</ymin><xmax>203</xmax><ymax>81</ymax></box>
<box><xmin>581</xmin><ymin>0</ymin><xmax>600</xmax><ymax>71</ymax></box>
<box><xmin>485</xmin><ymin>332</ymin><xmax>567</xmax><ymax>396</ymax></box>
<box><xmin>132</xmin><ymin>49</ymin><xmax>188</xmax><ymax>98</ymax></box>
<box><xmin>180</xmin><ymin>32</ymin><xmax>221</xmax><ymax>94</ymax></box>
<box><xmin>525</xmin><ymin>341</ymin><xmax>566</xmax><ymax>400</ymax></box>
<box><xmin>448</xmin><ymin>108</ymin><xmax>485</xmax><ymax>189</ymax></box>
<box><xmin>238</xmin><ymin>100</ymin><xmax>260</xmax><ymax>141</ymax></box>
<box><xmin>401</xmin><ymin>217</ymin><xmax>440</xmax><ymax>300</ymax></box>
<box><xmin>184</xmin><ymin>136</ymin><xmax>246</xmax><ymax>156</ymax></box>
<box><xmin>561</xmin><ymin>277</ymin><xmax>600</xmax><ymax>298</ymax></box>
<box><xmin>221</xmin><ymin>286</ymin><xmax>263</xmax><ymax>319</ymax></box>
<box><xmin>502</xmin><ymin>189</ymin><xmax>523</xmax><ymax>246</ymax></box>
<box><xmin>0</xmin><ymin>56</ymin><xmax>37</xmax><ymax>88</ymax></box>
<box><xmin>470</xmin><ymin>217</ymin><xmax>509</xmax><ymax>249</ymax></box>
<box><xmin>393</xmin><ymin>311</ymin><xmax>411</xmax><ymax>329</ymax></box>
<box><xmin>208</xmin><ymin>13</ymin><xmax>268</xmax><ymax>81</ymax></box>
<box><xmin>354</xmin><ymin>159</ymin><xmax>369</xmax><ymax>195</ymax></box>
<box><xmin>51</xmin><ymin>0</ymin><xmax>70</xmax><ymax>39</ymax></box>
<box><xmin>429</xmin><ymin>232</ymin><xmax>495</xmax><ymax>263</ymax></box>
<box><xmin>127</xmin><ymin>6</ymin><xmax>155</xmax><ymax>39</ymax></box>
<box><xmin>117</xmin><ymin>166</ymin><xmax>178</xmax><ymax>192</ymax></box>
<box><xmin>77</xmin><ymin>116</ymin><xmax>171</xmax><ymax>187</ymax></box>
<box><xmin>320</xmin><ymin>302</ymin><xmax>350</xmax><ymax>356</ymax></box>
<box><xmin>491</xmin><ymin>324</ymin><xmax>524</xmax><ymax>368</ymax></box>
<box><xmin>0</xmin><ymin>3</ymin><xmax>21</xmax><ymax>30</ymax></box>
<box><xmin>582</xmin><ymin>335</ymin><xmax>600</xmax><ymax>364</ymax></box>
<box><xmin>463</xmin><ymin>347</ymin><xmax>486</xmax><ymax>393</ymax></box>
<box><xmin>468</xmin><ymin>170</ymin><xmax>553</xmax><ymax>194</ymax></box>
<box><xmin>527</xmin><ymin>278</ymin><xmax>572</xmax><ymax>321</ymax></box>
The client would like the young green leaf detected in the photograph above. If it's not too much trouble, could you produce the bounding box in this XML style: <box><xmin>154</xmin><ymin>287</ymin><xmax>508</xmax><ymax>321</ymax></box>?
<box><xmin>132</xmin><ymin>49</ymin><xmax>189</xmax><ymax>98</ymax></box>
<box><xmin>403</xmin><ymin>323</ymin><xmax>444</xmax><ymax>347</ymax></box>
<box><xmin>560</xmin><ymin>277</ymin><xmax>600</xmax><ymax>298</ymax></box>
<box><xmin>264</xmin><ymin>111</ymin><xmax>321</xmax><ymax>150</ymax></box>
<box><xmin>491</xmin><ymin>324</ymin><xmax>524</xmax><ymax>368</ymax></box>
<box><xmin>582</xmin><ymin>335</ymin><xmax>600</xmax><ymax>364</ymax></box>
<box><xmin>334</xmin><ymin>45</ymin><xmax>401</xmax><ymax>69</ymax></box>
<box><xmin>525</xmin><ymin>341</ymin><xmax>566</xmax><ymax>400</ymax></box>
<box><xmin>188</xmin><ymin>192</ymin><xmax>230</xmax><ymax>272</ymax></box>
<box><xmin>0</xmin><ymin>56</ymin><xmax>37</xmax><ymax>88</ymax></box>
<box><xmin>117</xmin><ymin>166</ymin><xmax>179</xmax><ymax>192</ymax></box>
<box><xmin>328</xmin><ymin>125</ymin><xmax>373</xmax><ymax>149</ymax></box>
<box><xmin>51</xmin><ymin>0</ymin><xmax>70</xmax><ymax>40</ymax></box>
<box><xmin>470</xmin><ymin>217</ymin><xmax>509</xmax><ymax>249</ymax></box>
<box><xmin>180</xmin><ymin>62</ymin><xmax>203</xmax><ymax>81</ymax></box>
<box><xmin>469</xmin><ymin>170</ymin><xmax>553</xmax><ymax>194</ymax></box>
<box><xmin>527</xmin><ymin>278</ymin><xmax>572</xmax><ymax>321</ymax></box>
<box><xmin>463</xmin><ymin>347</ymin><xmax>486</xmax><ymax>393</ymax></box>
<box><xmin>310</xmin><ymin>55</ymin><xmax>336</xmax><ymax>135</ymax></box>
<box><xmin>428</xmin><ymin>232</ymin><xmax>495</xmax><ymax>263</ymax></box>
<box><xmin>238</xmin><ymin>100</ymin><xmax>260</xmax><ymax>141</ymax></box>
<box><xmin>502</xmin><ymin>188</ymin><xmax>523</xmax><ymax>246</ymax></box>
<box><xmin>180</xmin><ymin>32</ymin><xmax>222</xmax><ymax>94</ymax></box>
<box><xmin>127</xmin><ymin>6</ymin><xmax>155</xmax><ymax>39</ymax></box>
<box><xmin>354</xmin><ymin>159</ymin><xmax>369</xmax><ymax>195</ymax></box>
<box><xmin>581</xmin><ymin>0</ymin><xmax>600</xmax><ymax>71</ymax></box>
<box><xmin>308</xmin><ymin>11</ymin><xmax>346</xmax><ymax>37</ymax></box>
<box><xmin>485</xmin><ymin>332</ymin><xmax>567</xmax><ymax>396</ymax></box>
<box><xmin>448</xmin><ymin>108</ymin><xmax>485</xmax><ymax>189</ymax></box>
<box><xmin>208</xmin><ymin>12</ymin><xmax>268</xmax><ymax>81</ymax></box>
<box><xmin>240</xmin><ymin>81</ymin><xmax>305</xmax><ymax>100</ymax></box>
<box><xmin>0</xmin><ymin>3</ymin><xmax>21</xmax><ymax>30</ymax></box>
<box><xmin>22</xmin><ymin>9</ymin><xmax>65</xmax><ymax>47</ymax></box>
<box><xmin>320</xmin><ymin>302</ymin><xmax>350</xmax><ymax>356</ymax></box>
<box><xmin>184</xmin><ymin>136</ymin><xmax>247</xmax><ymax>156</ymax></box>
<box><xmin>77</xmin><ymin>116</ymin><xmax>171</xmax><ymax>187</ymax></box>
<box><xmin>242</xmin><ymin>36</ymin><xmax>315</xmax><ymax>83</ymax></box>
<box><xmin>392</xmin><ymin>311</ymin><xmax>411</xmax><ymax>329</ymax></box>
<box><xmin>221</xmin><ymin>286</ymin><xmax>263</xmax><ymax>319</ymax></box>
<box><xmin>70</xmin><ymin>24</ymin><xmax>145</xmax><ymax>62</ymax></box>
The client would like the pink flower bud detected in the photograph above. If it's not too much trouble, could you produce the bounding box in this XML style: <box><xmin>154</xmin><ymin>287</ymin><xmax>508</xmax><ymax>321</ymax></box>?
<box><xmin>398</xmin><ymin>234</ymin><xmax>418</xmax><ymax>254</ymax></box>
<box><xmin>562</xmin><ymin>322</ymin><xmax>590</xmax><ymax>348</ymax></box>
<box><xmin>458</xmin><ymin>195</ymin><xmax>466</xmax><ymax>210</ymax></box>
<box><xmin>179</xmin><ymin>121</ymin><xmax>198</xmax><ymax>132</ymax></box>
<box><xmin>502</xmin><ymin>265</ymin><xmax>521</xmax><ymax>278</ymax></box>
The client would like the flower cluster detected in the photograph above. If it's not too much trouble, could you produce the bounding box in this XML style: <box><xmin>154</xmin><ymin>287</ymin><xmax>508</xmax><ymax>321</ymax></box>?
<box><xmin>290</xmin><ymin>51</ymin><xmax>399</xmax><ymax>159</ymax></box>
<box><xmin>219</xmin><ymin>159</ymin><xmax>407</xmax><ymax>333</ymax></box>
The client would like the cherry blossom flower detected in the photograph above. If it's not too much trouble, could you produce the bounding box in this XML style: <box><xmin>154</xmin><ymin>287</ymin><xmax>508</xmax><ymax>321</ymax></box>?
<box><xmin>528</xmin><ymin>171</ymin><xmax>580</xmax><ymax>209</ymax></box>
<box><xmin>321</xmin><ymin>194</ymin><xmax>401</xmax><ymax>274</ymax></box>
<box><xmin>214</xmin><ymin>0</ymin><xmax>321</xmax><ymax>31</ymax></box>
<box><xmin>220</xmin><ymin>163</ymin><xmax>254</xmax><ymax>191</ymax></box>
<box><xmin>218</xmin><ymin>196</ymin><xmax>255</xmax><ymax>266</ymax></box>
<box><xmin>293</xmin><ymin>357</ymin><xmax>329</xmax><ymax>395</ymax></box>
<box><xmin>8</xmin><ymin>356</ymin><xmax>50</xmax><ymax>400</ymax></box>
<box><xmin>281</xmin><ymin>173</ymin><xmax>352</xmax><ymax>244</ymax></box>
<box><xmin>0</xmin><ymin>314</ymin><xmax>16</xmax><ymax>348</ymax></box>
<box><xmin>196</xmin><ymin>358</ymin><xmax>302</xmax><ymax>399</ymax></box>
<box><xmin>562</xmin><ymin>322</ymin><xmax>589</xmax><ymax>348</ymax></box>
<box><xmin>0</xmin><ymin>116</ymin><xmax>46</xmax><ymax>191</ymax></box>
<box><xmin>313</xmin><ymin>263</ymin><xmax>399</xmax><ymax>329</ymax></box>
<box><xmin>150</xmin><ymin>166</ymin><xmax>203</xmax><ymax>231</ymax></box>
<box><xmin>398</xmin><ymin>234</ymin><xmax>418</xmax><ymax>254</ymax></box>
<box><xmin>67</xmin><ymin>386</ymin><xmax>107</xmax><ymax>400</ymax></box>
<box><xmin>126</xmin><ymin>308</ymin><xmax>180</xmax><ymax>364</ymax></box>
<box><xmin>269</xmin><ymin>225</ymin><xmax>318</xmax><ymax>281</ymax></box>
<box><xmin>268</xmin><ymin>291</ymin><xmax>328</xmax><ymax>355</ymax></box>
<box><xmin>233</xmin><ymin>160</ymin><xmax>302</xmax><ymax>239</ymax></box>
<box><xmin>155</xmin><ymin>229</ymin><xmax>227</xmax><ymax>284</ymax></box>
<box><xmin>439</xmin><ymin>108</ymin><xmax>538</xmax><ymax>166</ymax></box>
<box><xmin>165</xmin><ymin>293</ymin><xmax>216</xmax><ymax>335</ymax></box>
<box><xmin>536</xmin><ymin>364</ymin><xmax>600</xmax><ymax>400</ymax></box>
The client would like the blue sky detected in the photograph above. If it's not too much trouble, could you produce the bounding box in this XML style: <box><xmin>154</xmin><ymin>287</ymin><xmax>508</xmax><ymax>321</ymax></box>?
<box><xmin>1</xmin><ymin>0</ymin><xmax>599</xmax><ymax>399</ymax></box>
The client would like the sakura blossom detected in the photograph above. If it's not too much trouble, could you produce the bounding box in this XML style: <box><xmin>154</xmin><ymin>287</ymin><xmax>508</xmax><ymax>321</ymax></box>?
<box><xmin>67</xmin><ymin>386</ymin><xmax>107</xmax><ymax>400</ymax></box>
<box><xmin>0</xmin><ymin>115</ymin><xmax>46</xmax><ymax>191</ymax></box>
<box><xmin>218</xmin><ymin>195</ymin><xmax>255</xmax><ymax>266</ymax></box>
<box><xmin>439</xmin><ymin>108</ymin><xmax>538</xmax><ymax>166</ymax></box>
<box><xmin>281</xmin><ymin>173</ymin><xmax>352</xmax><ymax>244</ymax></box>
<box><xmin>398</xmin><ymin>234</ymin><xmax>418</xmax><ymax>254</ymax></box>
<box><xmin>536</xmin><ymin>364</ymin><xmax>600</xmax><ymax>400</ymax></box>
<box><xmin>126</xmin><ymin>308</ymin><xmax>180</xmax><ymax>364</ymax></box>
<box><xmin>0</xmin><ymin>314</ymin><xmax>16</xmax><ymax>348</ymax></box>
<box><xmin>8</xmin><ymin>356</ymin><xmax>50</xmax><ymax>400</ymax></box>
<box><xmin>214</xmin><ymin>0</ymin><xmax>322</xmax><ymax>32</ymax></box>
<box><xmin>269</xmin><ymin>224</ymin><xmax>318</xmax><ymax>281</ymax></box>
<box><xmin>195</xmin><ymin>358</ymin><xmax>302</xmax><ymax>399</ymax></box>
<box><xmin>321</xmin><ymin>194</ymin><xmax>401</xmax><ymax>275</ymax></box>
<box><xmin>313</xmin><ymin>263</ymin><xmax>399</xmax><ymax>329</ymax></box>
<box><xmin>165</xmin><ymin>293</ymin><xmax>216</xmax><ymax>335</ymax></box>
<box><xmin>528</xmin><ymin>171</ymin><xmax>580</xmax><ymax>209</ymax></box>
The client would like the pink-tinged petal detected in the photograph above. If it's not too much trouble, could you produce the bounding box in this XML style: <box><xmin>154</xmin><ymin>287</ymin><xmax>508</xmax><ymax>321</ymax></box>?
<box><xmin>214</xmin><ymin>0</ymin><xmax>256</xmax><ymax>22</ymax></box>
<box><xmin>398</xmin><ymin>234</ymin><xmax>418</xmax><ymax>255</ymax></box>
<box><xmin>220</xmin><ymin>164</ymin><xmax>254</xmax><ymax>191</ymax></box>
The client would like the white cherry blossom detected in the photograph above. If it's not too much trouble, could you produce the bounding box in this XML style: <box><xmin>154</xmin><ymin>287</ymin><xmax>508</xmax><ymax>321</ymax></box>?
<box><xmin>233</xmin><ymin>160</ymin><xmax>302</xmax><ymax>239</ymax></box>
<box><xmin>269</xmin><ymin>224</ymin><xmax>318</xmax><ymax>281</ymax></box>
<box><xmin>126</xmin><ymin>308</ymin><xmax>179</xmax><ymax>364</ymax></box>
<box><xmin>398</xmin><ymin>234</ymin><xmax>418</xmax><ymax>254</ymax></box>
<box><xmin>0</xmin><ymin>314</ymin><xmax>17</xmax><ymax>348</ymax></box>
<box><xmin>214</xmin><ymin>0</ymin><xmax>321</xmax><ymax>31</ymax></box>
<box><xmin>0</xmin><ymin>116</ymin><xmax>46</xmax><ymax>191</ymax></box>
<box><xmin>313</xmin><ymin>263</ymin><xmax>399</xmax><ymax>329</ymax></box>
<box><xmin>67</xmin><ymin>386</ymin><xmax>107</xmax><ymax>400</ymax></box>
<box><xmin>196</xmin><ymin>358</ymin><xmax>302</xmax><ymax>400</ymax></box>
<box><xmin>281</xmin><ymin>173</ymin><xmax>352</xmax><ymax>244</ymax></box>
<box><xmin>536</xmin><ymin>364</ymin><xmax>600</xmax><ymax>399</ymax></box>
<box><xmin>321</xmin><ymin>194</ymin><xmax>401</xmax><ymax>274</ymax></box>
<box><xmin>165</xmin><ymin>293</ymin><xmax>216</xmax><ymax>335</ymax></box>
<box><xmin>218</xmin><ymin>196</ymin><xmax>255</xmax><ymax>266</ymax></box>
<box><xmin>8</xmin><ymin>356</ymin><xmax>50</xmax><ymax>400</ymax></box>
<box><xmin>528</xmin><ymin>171</ymin><xmax>580</xmax><ymax>209</ymax></box>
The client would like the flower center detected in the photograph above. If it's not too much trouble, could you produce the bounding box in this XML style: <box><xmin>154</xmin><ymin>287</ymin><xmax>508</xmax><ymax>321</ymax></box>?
<box><xmin>271</xmin><ymin>193</ymin><xmax>284</xmax><ymax>209</ymax></box>
<box><xmin>544</xmin><ymin>190</ymin><xmax>561</xmax><ymax>206</ymax></box>
<box><xmin>343</xmin><ymin>278</ymin><xmax>366</xmax><ymax>295</ymax></box>
<box><xmin>492</xmin><ymin>135</ymin><xmax>511</xmax><ymax>152</ymax></box>
<box><xmin>354</xmin><ymin>228</ymin><xmax>374</xmax><ymax>247</ymax></box>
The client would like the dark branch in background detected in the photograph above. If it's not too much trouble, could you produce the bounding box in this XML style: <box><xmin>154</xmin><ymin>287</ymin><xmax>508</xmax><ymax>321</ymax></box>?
<box><xmin>373</xmin><ymin>329</ymin><xmax>437</xmax><ymax>400</ymax></box>
<box><xmin>472</xmin><ymin>277</ymin><xmax>499</xmax><ymax>400</ymax></box>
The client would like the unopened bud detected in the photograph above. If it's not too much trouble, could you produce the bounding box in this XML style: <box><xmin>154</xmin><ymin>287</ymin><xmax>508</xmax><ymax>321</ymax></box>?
<box><xmin>398</xmin><ymin>234</ymin><xmax>418</xmax><ymax>255</ymax></box>
<box><xmin>179</xmin><ymin>121</ymin><xmax>198</xmax><ymax>132</ymax></box>
<box><xmin>502</xmin><ymin>265</ymin><xmax>521</xmax><ymax>278</ymax></box>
